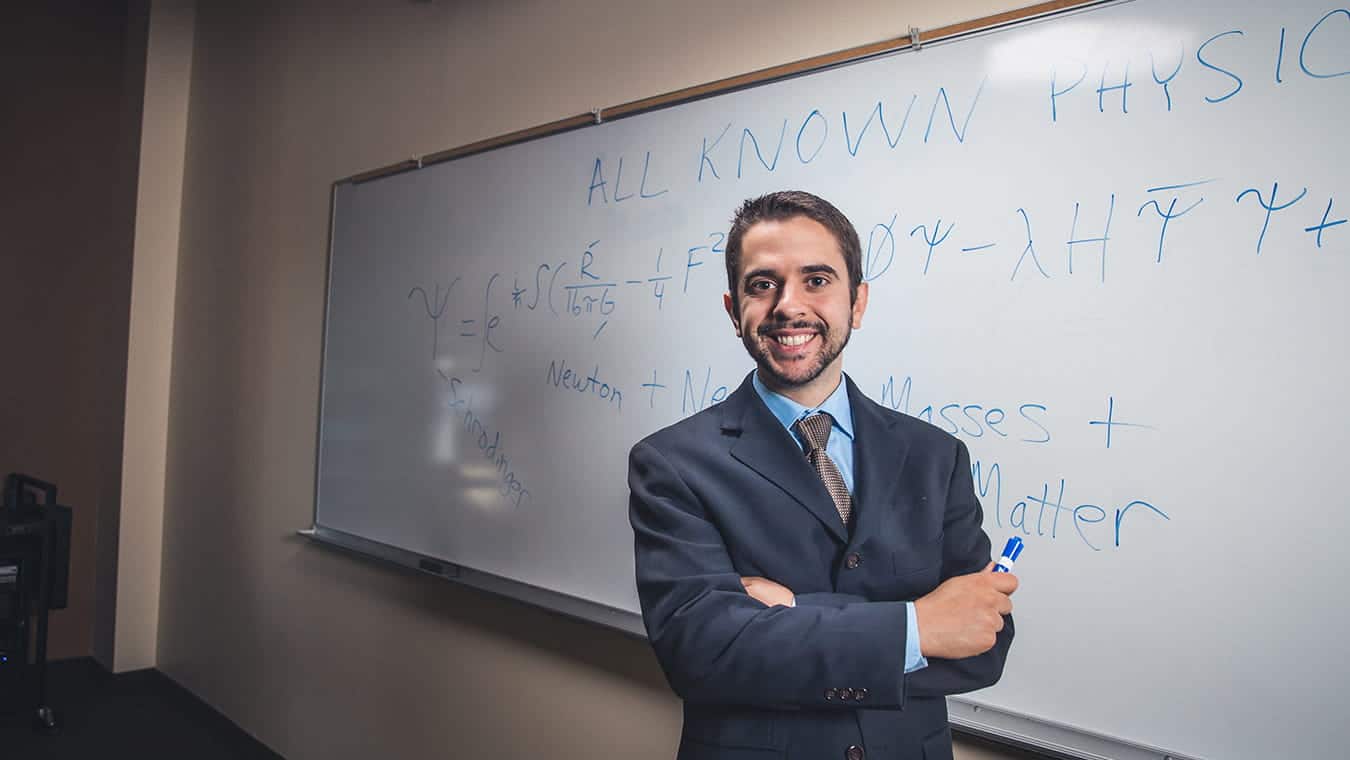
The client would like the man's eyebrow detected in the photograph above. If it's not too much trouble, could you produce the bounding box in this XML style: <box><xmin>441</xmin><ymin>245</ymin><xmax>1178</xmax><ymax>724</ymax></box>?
<box><xmin>741</xmin><ymin>267</ymin><xmax>780</xmax><ymax>284</ymax></box>
<box><xmin>800</xmin><ymin>264</ymin><xmax>839</xmax><ymax>276</ymax></box>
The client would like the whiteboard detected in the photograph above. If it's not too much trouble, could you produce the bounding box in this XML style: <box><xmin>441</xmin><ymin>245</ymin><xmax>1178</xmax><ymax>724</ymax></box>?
<box><xmin>312</xmin><ymin>1</ymin><xmax>1350</xmax><ymax>758</ymax></box>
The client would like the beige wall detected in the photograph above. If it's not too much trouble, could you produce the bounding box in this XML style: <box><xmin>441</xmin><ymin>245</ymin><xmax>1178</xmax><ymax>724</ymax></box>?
<box><xmin>114</xmin><ymin>0</ymin><xmax>196</xmax><ymax>673</ymax></box>
<box><xmin>0</xmin><ymin>0</ymin><xmax>143</xmax><ymax>663</ymax></box>
<box><xmin>146</xmin><ymin>2</ymin><xmax>1031</xmax><ymax>758</ymax></box>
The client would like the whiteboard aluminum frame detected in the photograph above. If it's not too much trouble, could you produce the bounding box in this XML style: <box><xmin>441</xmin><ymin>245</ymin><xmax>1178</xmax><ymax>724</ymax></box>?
<box><xmin>299</xmin><ymin>525</ymin><xmax>646</xmax><ymax>637</ymax></box>
<box><xmin>948</xmin><ymin>700</ymin><xmax>1202</xmax><ymax>760</ymax></box>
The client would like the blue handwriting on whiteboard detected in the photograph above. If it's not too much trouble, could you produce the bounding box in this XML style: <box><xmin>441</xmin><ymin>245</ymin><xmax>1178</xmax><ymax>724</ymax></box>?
<box><xmin>1196</xmin><ymin>30</ymin><xmax>1245</xmax><ymax>103</ymax></box>
<box><xmin>738</xmin><ymin>120</ymin><xmax>788</xmax><ymax>178</ymax></box>
<box><xmin>910</xmin><ymin>219</ymin><xmax>955</xmax><ymax>275</ymax></box>
<box><xmin>975</xmin><ymin>463</ymin><xmax>1170</xmax><ymax>552</ymax></box>
<box><xmin>699</xmin><ymin>123</ymin><xmax>732</xmax><ymax>182</ymax></box>
<box><xmin>1097</xmin><ymin>60</ymin><xmax>1131</xmax><ymax>114</ymax></box>
<box><xmin>620</xmin><ymin>247</ymin><xmax>673</xmax><ymax>310</ymax></box>
<box><xmin>641</xmin><ymin>370</ymin><xmax>667</xmax><ymax>409</ymax></box>
<box><xmin>1235</xmin><ymin>181</ymin><xmax>1307</xmax><ymax>254</ymax></box>
<box><xmin>1051</xmin><ymin>13</ymin><xmax>1348</xmax><ymax>120</ymax></box>
<box><xmin>863</xmin><ymin>213</ymin><xmax>898</xmax><ymax>282</ymax></box>
<box><xmin>445</xmin><ymin>375</ymin><xmax>530</xmax><ymax>508</ymax></box>
<box><xmin>1276</xmin><ymin>26</ymin><xmax>1288</xmax><ymax>84</ymax></box>
<box><xmin>880</xmin><ymin>375</ymin><xmax>1051</xmax><ymax>444</ymax></box>
<box><xmin>1066</xmin><ymin>194</ymin><xmax>1115</xmax><ymax>283</ymax></box>
<box><xmin>924</xmin><ymin>78</ymin><xmax>987</xmax><ymax>144</ymax></box>
<box><xmin>796</xmin><ymin>109</ymin><xmax>829</xmax><ymax>163</ymax></box>
<box><xmin>1011</xmin><ymin>208</ymin><xmax>1050</xmax><ymax>281</ymax></box>
<box><xmin>520</xmin><ymin>262</ymin><xmax>564</xmax><ymax>316</ymax></box>
<box><xmin>1149</xmin><ymin>45</ymin><xmax>1184</xmax><ymax>111</ymax></box>
<box><xmin>700</xmin><ymin>81</ymin><xmax>987</xmax><ymax>183</ymax></box>
<box><xmin>408</xmin><ymin>277</ymin><xmax>459</xmax><ymax>360</ymax></box>
<box><xmin>1137</xmin><ymin>180</ymin><xmax>1209</xmax><ymax>263</ymax></box>
<box><xmin>1087</xmin><ymin>396</ymin><xmax>1157</xmax><ymax>449</ymax></box>
<box><xmin>588</xmin><ymin>151</ymin><xmax>668</xmax><ymax>205</ymax></box>
<box><xmin>472</xmin><ymin>274</ymin><xmax>504</xmax><ymax>371</ymax></box>
<box><xmin>1305</xmin><ymin>197</ymin><xmax>1347</xmax><ymax>249</ymax></box>
<box><xmin>565</xmin><ymin>241</ymin><xmax>618</xmax><ymax>338</ymax></box>
<box><xmin>546</xmin><ymin>359</ymin><xmax>623</xmax><ymax>411</ymax></box>
<box><xmin>1050</xmin><ymin>60</ymin><xmax>1087</xmax><ymax>122</ymax></box>
<box><xmin>843</xmin><ymin>96</ymin><xmax>917</xmax><ymax>156</ymax></box>
<box><xmin>682</xmin><ymin>367</ymin><xmax>731</xmax><ymax>415</ymax></box>
<box><xmin>1299</xmin><ymin>9</ymin><xmax>1350</xmax><ymax>79</ymax></box>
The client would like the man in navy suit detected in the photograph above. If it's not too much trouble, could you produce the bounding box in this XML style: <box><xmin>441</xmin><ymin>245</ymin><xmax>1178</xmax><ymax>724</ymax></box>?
<box><xmin>629</xmin><ymin>191</ymin><xmax>1017</xmax><ymax>760</ymax></box>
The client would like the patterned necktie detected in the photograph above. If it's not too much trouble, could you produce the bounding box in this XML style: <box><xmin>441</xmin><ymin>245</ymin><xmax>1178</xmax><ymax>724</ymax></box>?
<box><xmin>793</xmin><ymin>413</ymin><xmax>852</xmax><ymax>526</ymax></box>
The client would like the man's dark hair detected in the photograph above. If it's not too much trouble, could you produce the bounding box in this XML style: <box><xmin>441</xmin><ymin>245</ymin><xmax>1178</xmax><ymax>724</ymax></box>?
<box><xmin>724</xmin><ymin>190</ymin><xmax>863</xmax><ymax>311</ymax></box>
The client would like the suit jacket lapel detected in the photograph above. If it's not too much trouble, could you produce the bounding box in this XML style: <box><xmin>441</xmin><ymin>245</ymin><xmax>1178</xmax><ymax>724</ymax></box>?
<box><xmin>847</xmin><ymin>376</ymin><xmax>909</xmax><ymax>539</ymax></box>
<box><xmin>722</xmin><ymin>374</ymin><xmax>849</xmax><ymax>545</ymax></box>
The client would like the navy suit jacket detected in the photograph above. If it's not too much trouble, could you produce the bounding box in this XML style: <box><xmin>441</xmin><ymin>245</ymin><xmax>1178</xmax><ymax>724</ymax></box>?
<box><xmin>629</xmin><ymin>373</ymin><xmax>1012</xmax><ymax>760</ymax></box>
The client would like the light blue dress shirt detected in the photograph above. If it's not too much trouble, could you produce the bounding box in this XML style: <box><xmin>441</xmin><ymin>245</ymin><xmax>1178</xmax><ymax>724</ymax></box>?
<box><xmin>752</xmin><ymin>372</ymin><xmax>928</xmax><ymax>674</ymax></box>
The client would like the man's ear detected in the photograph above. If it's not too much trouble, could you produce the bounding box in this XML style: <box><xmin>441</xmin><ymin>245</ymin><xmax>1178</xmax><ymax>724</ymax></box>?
<box><xmin>851</xmin><ymin>281</ymin><xmax>869</xmax><ymax>329</ymax></box>
<box><xmin>723</xmin><ymin>292</ymin><xmax>742</xmax><ymax>337</ymax></box>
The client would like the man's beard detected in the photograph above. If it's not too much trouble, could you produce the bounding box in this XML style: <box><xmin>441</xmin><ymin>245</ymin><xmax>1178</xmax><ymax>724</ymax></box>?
<box><xmin>743</xmin><ymin>318</ymin><xmax>852</xmax><ymax>390</ymax></box>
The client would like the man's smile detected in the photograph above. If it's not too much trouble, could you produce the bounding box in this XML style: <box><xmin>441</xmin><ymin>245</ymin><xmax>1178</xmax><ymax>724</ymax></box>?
<box><xmin>760</xmin><ymin>324</ymin><xmax>825</xmax><ymax>358</ymax></box>
<box><xmin>766</xmin><ymin>332</ymin><xmax>818</xmax><ymax>359</ymax></box>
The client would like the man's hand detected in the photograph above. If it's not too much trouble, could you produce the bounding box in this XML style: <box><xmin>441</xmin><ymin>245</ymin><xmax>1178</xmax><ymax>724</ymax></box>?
<box><xmin>913</xmin><ymin>562</ymin><xmax>1017</xmax><ymax>659</ymax></box>
<box><xmin>740</xmin><ymin>576</ymin><xmax>795</xmax><ymax>607</ymax></box>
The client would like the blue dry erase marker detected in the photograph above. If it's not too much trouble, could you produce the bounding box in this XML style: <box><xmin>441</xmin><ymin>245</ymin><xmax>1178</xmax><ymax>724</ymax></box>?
<box><xmin>993</xmin><ymin>536</ymin><xmax>1023</xmax><ymax>573</ymax></box>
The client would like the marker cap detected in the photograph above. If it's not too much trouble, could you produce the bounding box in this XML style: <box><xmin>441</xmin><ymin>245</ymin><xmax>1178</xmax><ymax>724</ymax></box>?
<box><xmin>993</xmin><ymin>536</ymin><xmax>1023</xmax><ymax>573</ymax></box>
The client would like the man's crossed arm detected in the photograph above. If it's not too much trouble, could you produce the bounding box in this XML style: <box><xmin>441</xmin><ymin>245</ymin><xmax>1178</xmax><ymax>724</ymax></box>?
<box><xmin>740</xmin><ymin>566</ymin><xmax>1017</xmax><ymax>660</ymax></box>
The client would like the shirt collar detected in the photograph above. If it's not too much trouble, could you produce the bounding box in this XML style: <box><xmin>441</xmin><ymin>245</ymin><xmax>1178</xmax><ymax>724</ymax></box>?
<box><xmin>751</xmin><ymin>371</ymin><xmax>855</xmax><ymax>442</ymax></box>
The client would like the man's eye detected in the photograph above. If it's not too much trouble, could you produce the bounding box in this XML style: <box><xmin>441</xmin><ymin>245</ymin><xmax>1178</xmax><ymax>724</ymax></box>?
<box><xmin>748</xmin><ymin>280</ymin><xmax>775</xmax><ymax>291</ymax></box>
<box><xmin>807</xmin><ymin>276</ymin><xmax>828</xmax><ymax>287</ymax></box>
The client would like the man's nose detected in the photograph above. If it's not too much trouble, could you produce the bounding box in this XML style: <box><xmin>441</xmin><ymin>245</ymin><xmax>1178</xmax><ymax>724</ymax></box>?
<box><xmin>772</xmin><ymin>281</ymin><xmax>808</xmax><ymax>319</ymax></box>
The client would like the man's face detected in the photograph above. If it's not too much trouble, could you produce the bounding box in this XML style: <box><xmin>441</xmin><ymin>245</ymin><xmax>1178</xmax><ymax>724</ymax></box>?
<box><xmin>723</xmin><ymin>215</ymin><xmax>869</xmax><ymax>401</ymax></box>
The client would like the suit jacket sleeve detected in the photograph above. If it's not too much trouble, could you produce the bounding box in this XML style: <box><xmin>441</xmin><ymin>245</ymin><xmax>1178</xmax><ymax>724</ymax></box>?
<box><xmin>904</xmin><ymin>439</ymin><xmax>1014</xmax><ymax>697</ymax></box>
<box><xmin>630</xmin><ymin>439</ymin><xmax>912</xmax><ymax>709</ymax></box>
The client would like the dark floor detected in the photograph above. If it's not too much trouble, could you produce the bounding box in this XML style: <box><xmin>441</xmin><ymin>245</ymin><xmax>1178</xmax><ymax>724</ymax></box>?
<box><xmin>0</xmin><ymin>660</ymin><xmax>1054</xmax><ymax>760</ymax></box>
<box><xmin>0</xmin><ymin>658</ymin><xmax>282</xmax><ymax>759</ymax></box>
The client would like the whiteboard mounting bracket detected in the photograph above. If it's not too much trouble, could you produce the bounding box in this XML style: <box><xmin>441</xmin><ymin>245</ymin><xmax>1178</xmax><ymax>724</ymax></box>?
<box><xmin>591</xmin><ymin>107</ymin><xmax>603</xmax><ymax>125</ymax></box>
<box><xmin>910</xmin><ymin>26</ymin><xmax>922</xmax><ymax>51</ymax></box>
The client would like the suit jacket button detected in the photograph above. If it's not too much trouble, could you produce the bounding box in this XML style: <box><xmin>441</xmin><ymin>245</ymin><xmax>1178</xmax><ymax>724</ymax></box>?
<box><xmin>846</xmin><ymin>745</ymin><xmax>865</xmax><ymax>760</ymax></box>
<box><xmin>838</xmin><ymin>687</ymin><xmax>854</xmax><ymax>700</ymax></box>
<box><xmin>854</xmin><ymin>687</ymin><xmax>868</xmax><ymax>701</ymax></box>
<box><xmin>825</xmin><ymin>688</ymin><xmax>837</xmax><ymax>701</ymax></box>
<box><xmin>845</xmin><ymin>552</ymin><xmax>861</xmax><ymax>569</ymax></box>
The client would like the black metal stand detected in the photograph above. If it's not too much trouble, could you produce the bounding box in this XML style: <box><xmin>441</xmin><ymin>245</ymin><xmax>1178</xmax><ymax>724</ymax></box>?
<box><xmin>1</xmin><ymin>474</ymin><xmax>67</xmax><ymax>734</ymax></box>
<box><xmin>31</xmin><ymin>502</ymin><xmax>58</xmax><ymax>734</ymax></box>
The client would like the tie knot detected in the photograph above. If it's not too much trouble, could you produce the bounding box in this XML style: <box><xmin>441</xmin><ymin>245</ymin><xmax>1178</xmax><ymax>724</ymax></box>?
<box><xmin>794</xmin><ymin>413</ymin><xmax>833</xmax><ymax>451</ymax></box>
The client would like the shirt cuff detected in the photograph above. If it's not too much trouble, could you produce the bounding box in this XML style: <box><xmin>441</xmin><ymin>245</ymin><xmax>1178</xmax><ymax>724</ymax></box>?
<box><xmin>904</xmin><ymin>601</ymin><xmax>928</xmax><ymax>673</ymax></box>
